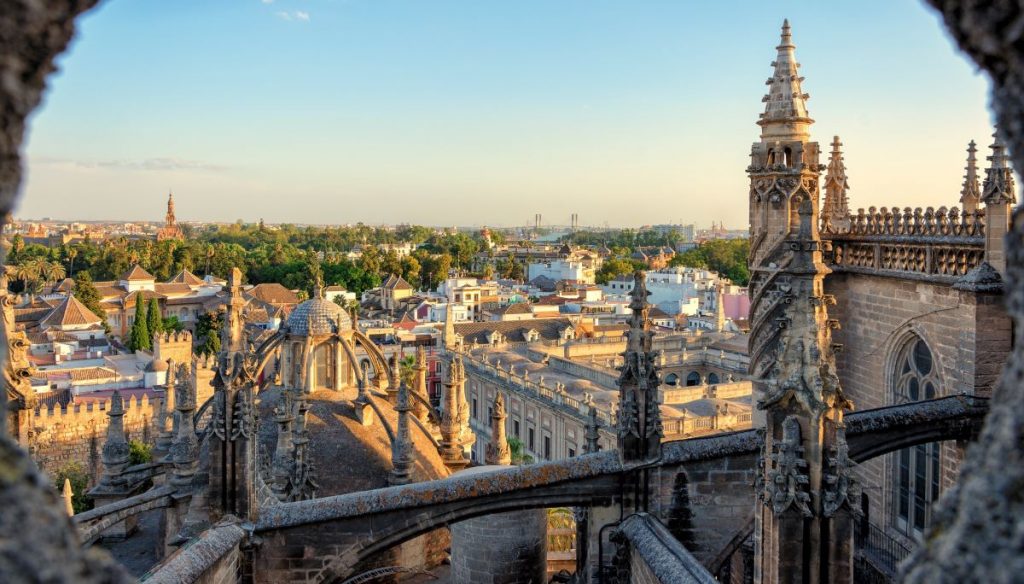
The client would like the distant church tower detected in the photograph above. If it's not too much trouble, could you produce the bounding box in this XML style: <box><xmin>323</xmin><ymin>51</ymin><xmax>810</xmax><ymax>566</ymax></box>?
<box><xmin>157</xmin><ymin>191</ymin><xmax>184</xmax><ymax>241</ymax></box>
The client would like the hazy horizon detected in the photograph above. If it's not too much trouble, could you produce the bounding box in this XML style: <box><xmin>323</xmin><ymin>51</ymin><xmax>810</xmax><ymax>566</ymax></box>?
<box><xmin>19</xmin><ymin>1</ymin><xmax>995</xmax><ymax>227</ymax></box>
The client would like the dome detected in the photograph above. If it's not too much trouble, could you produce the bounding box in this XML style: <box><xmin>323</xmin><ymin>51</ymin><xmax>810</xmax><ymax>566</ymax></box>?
<box><xmin>286</xmin><ymin>297</ymin><xmax>352</xmax><ymax>336</ymax></box>
<box><xmin>145</xmin><ymin>358</ymin><xmax>168</xmax><ymax>372</ymax></box>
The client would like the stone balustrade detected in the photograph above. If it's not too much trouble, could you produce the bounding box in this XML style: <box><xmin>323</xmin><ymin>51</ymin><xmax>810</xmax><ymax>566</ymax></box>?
<box><xmin>828</xmin><ymin>206</ymin><xmax>987</xmax><ymax>281</ymax></box>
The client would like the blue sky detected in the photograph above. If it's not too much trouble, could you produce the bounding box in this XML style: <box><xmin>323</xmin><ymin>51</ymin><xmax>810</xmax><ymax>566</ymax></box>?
<box><xmin>20</xmin><ymin>0</ymin><xmax>994</xmax><ymax>228</ymax></box>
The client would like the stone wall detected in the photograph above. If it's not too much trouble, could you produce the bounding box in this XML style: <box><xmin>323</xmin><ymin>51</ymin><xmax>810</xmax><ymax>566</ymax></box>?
<box><xmin>451</xmin><ymin>508</ymin><xmax>547</xmax><ymax>584</ymax></box>
<box><xmin>827</xmin><ymin>271</ymin><xmax>1011</xmax><ymax>531</ymax></box>
<box><xmin>651</xmin><ymin>454</ymin><xmax>758</xmax><ymax>564</ymax></box>
<box><xmin>15</xmin><ymin>395</ymin><xmax>161</xmax><ymax>484</ymax></box>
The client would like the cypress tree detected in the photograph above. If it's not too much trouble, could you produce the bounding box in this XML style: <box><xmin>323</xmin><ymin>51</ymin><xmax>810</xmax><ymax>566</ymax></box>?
<box><xmin>131</xmin><ymin>296</ymin><xmax>150</xmax><ymax>351</ymax></box>
<box><xmin>147</xmin><ymin>297</ymin><xmax>163</xmax><ymax>338</ymax></box>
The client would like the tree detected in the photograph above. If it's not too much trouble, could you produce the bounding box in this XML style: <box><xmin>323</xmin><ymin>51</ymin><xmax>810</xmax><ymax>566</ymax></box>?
<box><xmin>73</xmin><ymin>272</ymin><xmax>110</xmax><ymax>334</ymax></box>
<box><xmin>508</xmin><ymin>436</ymin><xmax>534</xmax><ymax>464</ymax></box>
<box><xmin>196</xmin><ymin>310</ymin><xmax>223</xmax><ymax>357</ymax></box>
<box><xmin>147</xmin><ymin>297</ymin><xmax>163</xmax><ymax>338</ymax></box>
<box><xmin>129</xmin><ymin>296</ymin><xmax>151</xmax><ymax>351</ymax></box>
<box><xmin>52</xmin><ymin>462</ymin><xmax>92</xmax><ymax>514</ymax></box>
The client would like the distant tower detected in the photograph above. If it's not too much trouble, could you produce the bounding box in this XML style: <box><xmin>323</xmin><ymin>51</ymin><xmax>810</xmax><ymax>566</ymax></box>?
<box><xmin>821</xmin><ymin>136</ymin><xmax>852</xmax><ymax>232</ymax></box>
<box><xmin>157</xmin><ymin>191</ymin><xmax>184</xmax><ymax>241</ymax></box>
<box><xmin>960</xmin><ymin>140</ymin><xmax>981</xmax><ymax>213</ymax></box>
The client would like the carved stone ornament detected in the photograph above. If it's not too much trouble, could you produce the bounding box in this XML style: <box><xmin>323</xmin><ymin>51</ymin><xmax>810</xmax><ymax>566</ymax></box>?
<box><xmin>765</xmin><ymin>416</ymin><xmax>813</xmax><ymax>517</ymax></box>
<box><xmin>822</xmin><ymin>424</ymin><xmax>860</xmax><ymax>518</ymax></box>
<box><xmin>230</xmin><ymin>388</ymin><xmax>257</xmax><ymax>441</ymax></box>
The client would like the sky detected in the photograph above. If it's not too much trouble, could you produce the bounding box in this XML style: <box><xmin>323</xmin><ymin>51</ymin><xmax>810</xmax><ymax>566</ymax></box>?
<box><xmin>18</xmin><ymin>0</ymin><xmax>996</xmax><ymax>228</ymax></box>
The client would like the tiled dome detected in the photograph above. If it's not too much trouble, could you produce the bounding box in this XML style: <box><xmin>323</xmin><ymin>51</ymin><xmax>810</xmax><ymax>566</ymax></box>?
<box><xmin>286</xmin><ymin>298</ymin><xmax>352</xmax><ymax>336</ymax></box>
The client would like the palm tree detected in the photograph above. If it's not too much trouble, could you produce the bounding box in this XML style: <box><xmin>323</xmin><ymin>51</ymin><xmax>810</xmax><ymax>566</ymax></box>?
<box><xmin>40</xmin><ymin>261</ymin><xmax>65</xmax><ymax>288</ymax></box>
<box><xmin>11</xmin><ymin>259</ymin><xmax>43</xmax><ymax>296</ymax></box>
<box><xmin>66</xmin><ymin>248</ymin><xmax>78</xmax><ymax>277</ymax></box>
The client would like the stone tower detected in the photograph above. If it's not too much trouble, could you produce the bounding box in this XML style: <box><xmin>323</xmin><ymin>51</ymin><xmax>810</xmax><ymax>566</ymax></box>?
<box><xmin>747</xmin><ymin>21</ymin><xmax>857</xmax><ymax>584</ymax></box>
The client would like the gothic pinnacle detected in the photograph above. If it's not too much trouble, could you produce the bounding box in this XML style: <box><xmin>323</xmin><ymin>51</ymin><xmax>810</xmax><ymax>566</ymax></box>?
<box><xmin>962</xmin><ymin>140</ymin><xmax>981</xmax><ymax>212</ymax></box>
<box><xmin>759</xmin><ymin>18</ymin><xmax>812</xmax><ymax>141</ymax></box>
<box><xmin>822</xmin><ymin>135</ymin><xmax>852</xmax><ymax>231</ymax></box>
<box><xmin>983</xmin><ymin>131</ymin><xmax>1017</xmax><ymax>205</ymax></box>
<box><xmin>485</xmin><ymin>392</ymin><xmax>511</xmax><ymax>466</ymax></box>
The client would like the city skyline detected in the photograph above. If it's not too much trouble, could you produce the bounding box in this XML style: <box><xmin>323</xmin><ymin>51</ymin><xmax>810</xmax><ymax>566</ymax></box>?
<box><xmin>20</xmin><ymin>1</ymin><xmax>995</xmax><ymax>227</ymax></box>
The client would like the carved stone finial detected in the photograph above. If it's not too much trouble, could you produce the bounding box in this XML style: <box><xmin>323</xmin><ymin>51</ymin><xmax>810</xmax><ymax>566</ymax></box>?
<box><xmin>389</xmin><ymin>379</ymin><xmax>414</xmax><ymax>485</ymax></box>
<box><xmin>982</xmin><ymin>131</ymin><xmax>1017</xmax><ymax>205</ymax></box>
<box><xmin>61</xmin><ymin>478</ymin><xmax>74</xmax><ymax>516</ymax></box>
<box><xmin>617</xmin><ymin>271</ymin><xmax>662</xmax><ymax>464</ymax></box>
<box><xmin>584</xmin><ymin>405</ymin><xmax>602</xmax><ymax>454</ymax></box>
<box><xmin>822</xmin><ymin>135</ymin><xmax>852</xmax><ymax>232</ymax></box>
<box><xmin>485</xmin><ymin>392</ymin><xmax>511</xmax><ymax>465</ymax></box>
<box><xmin>961</xmin><ymin>139</ymin><xmax>982</xmax><ymax>212</ymax></box>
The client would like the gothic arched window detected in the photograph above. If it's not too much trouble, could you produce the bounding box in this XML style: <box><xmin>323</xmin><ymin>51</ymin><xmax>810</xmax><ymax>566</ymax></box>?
<box><xmin>707</xmin><ymin>372</ymin><xmax>720</xmax><ymax>385</ymax></box>
<box><xmin>685</xmin><ymin>371</ymin><xmax>701</xmax><ymax>386</ymax></box>
<box><xmin>664</xmin><ymin>373</ymin><xmax>679</xmax><ymax>387</ymax></box>
<box><xmin>892</xmin><ymin>336</ymin><xmax>940</xmax><ymax>537</ymax></box>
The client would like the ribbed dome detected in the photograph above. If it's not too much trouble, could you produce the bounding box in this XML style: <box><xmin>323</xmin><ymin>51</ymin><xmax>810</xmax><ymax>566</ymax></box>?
<box><xmin>287</xmin><ymin>298</ymin><xmax>352</xmax><ymax>336</ymax></box>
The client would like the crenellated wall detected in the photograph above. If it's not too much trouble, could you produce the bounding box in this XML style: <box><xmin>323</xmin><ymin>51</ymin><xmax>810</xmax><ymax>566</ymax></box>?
<box><xmin>14</xmin><ymin>395</ymin><xmax>161</xmax><ymax>484</ymax></box>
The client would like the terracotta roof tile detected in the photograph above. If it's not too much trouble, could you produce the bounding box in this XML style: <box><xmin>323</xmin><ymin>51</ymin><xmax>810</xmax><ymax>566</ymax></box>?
<box><xmin>39</xmin><ymin>295</ymin><xmax>103</xmax><ymax>328</ymax></box>
<box><xmin>121</xmin><ymin>264</ymin><xmax>155</xmax><ymax>281</ymax></box>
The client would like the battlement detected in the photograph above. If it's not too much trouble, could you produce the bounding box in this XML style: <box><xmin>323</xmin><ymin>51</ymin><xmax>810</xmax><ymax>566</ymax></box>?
<box><xmin>154</xmin><ymin>330</ymin><xmax>193</xmax><ymax>344</ymax></box>
<box><xmin>153</xmin><ymin>330</ymin><xmax>194</xmax><ymax>365</ymax></box>
<box><xmin>32</xmin><ymin>393</ymin><xmax>161</xmax><ymax>425</ymax></box>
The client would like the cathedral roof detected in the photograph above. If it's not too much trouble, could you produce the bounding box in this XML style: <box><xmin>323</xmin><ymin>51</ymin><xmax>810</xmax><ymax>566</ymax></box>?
<box><xmin>286</xmin><ymin>297</ymin><xmax>352</xmax><ymax>336</ymax></box>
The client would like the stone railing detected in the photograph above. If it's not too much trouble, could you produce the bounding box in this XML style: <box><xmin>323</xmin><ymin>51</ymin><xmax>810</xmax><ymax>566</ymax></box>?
<box><xmin>827</xmin><ymin>206</ymin><xmax>986</xmax><ymax>281</ymax></box>
<box><xmin>462</xmin><ymin>354</ymin><xmax>616</xmax><ymax>428</ymax></box>
<box><xmin>609</xmin><ymin>512</ymin><xmax>717</xmax><ymax>584</ymax></box>
<box><xmin>75</xmin><ymin>484</ymin><xmax>175</xmax><ymax>545</ymax></box>
<box><xmin>143</xmin><ymin>518</ymin><xmax>248</xmax><ymax>583</ymax></box>
<box><xmin>463</xmin><ymin>353</ymin><xmax>750</xmax><ymax>440</ymax></box>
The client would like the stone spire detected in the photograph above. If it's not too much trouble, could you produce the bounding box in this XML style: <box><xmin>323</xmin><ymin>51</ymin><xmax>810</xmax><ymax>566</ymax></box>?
<box><xmin>61</xmin><ymin>478</ymin><xmax>74</xmax><ymax>516</ymax></box>
<box><xmin>154</xmin><ymin>358</ymin><xmax>177</xmax><ymax>458</ymax></box>
<box><xmin>100</xmin><ymin>390</ymin><xmax>130</xmax><ymax>482</ymax></box>
<box><xmin>983</xmin><ymin>131</ymin><xmax>1016</xmax><ymax>274</ymax></box>
<box><xmin>983</xmin><ymin>131</ymin><xmax>1017</xmax><ymax>205</ymax></box>
<box><xmin>960</xmin><ymin>140</ymin><xmax>982</xmax><ymax>212</ymax></box>
<box><xmin>291</xmin><ymin>392</ymin><xmax>317</xmax><ymax>500</ymax></box>
<box><xmin>485</xmin><ymin>393</ymin><xmax>511</xmax><ymax>465</ymax></box>
<box><xmin>271</xmin><ymin>391</ymin><xmax>296</xmax><ymax>499</ymax></box>
<box><xmin>389</xmin><ymin>379</ymin><xmax>414</xmax><ymax>486</ymax></box>
<box><xmin>714</xmin><ymin>283</ymin><xmax>727</xmax><ymax>333</ymax></box>
<box><xmin>821</xmin><ymin>135</ymin><xmax>852</xmax><ymax>232</ymax></box>
<box><xmin>759</xmin><ymin>19</ymin><xmax>813</xmax><ymax>142</ymax></box>
<box><xmin>210</xmin><ymin>265</ymin><xmax>259</xmax><ymax>520</ymax></box>
<box><xmin>170</xmin><ymin>365</ymin><xmax>198</xmax><ymax>492</ymax></box>
<box><xmin>439</xmin><ymin>354</ymin><xmax>471</xmax><ymax>471</ymax></box>
<box><xmin>616</xmin><ymin>271</ymin><xmax>662</xmax><ymax>463</ymax></box>
<box><xmin>443</xmin><ymin>301</ymin><xmax>457</xmax><ymax>351</ymax></box>
<box><xmin>584</xmin><ymin>403</ymin><xmax>602</xmax><ymax>454</ymax></box>
<box><xmin>412</xmin><ymin>345</ymin><xmax>430</xmax><ymax>422</ymax></box>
